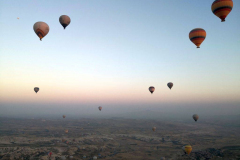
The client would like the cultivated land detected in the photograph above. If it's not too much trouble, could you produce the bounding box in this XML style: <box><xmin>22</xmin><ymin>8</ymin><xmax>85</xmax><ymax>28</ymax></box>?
<box><xmin>0</xmin><ymin>116</ymin><xmax>239</xmax><ymax>160</ymax></box>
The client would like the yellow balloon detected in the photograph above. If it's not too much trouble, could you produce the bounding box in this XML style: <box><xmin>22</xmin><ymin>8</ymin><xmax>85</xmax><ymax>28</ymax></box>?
<box><xmin>183</xmin><ymin>145</ymin><xmax>192</xmax><ymax>155</ymax></box>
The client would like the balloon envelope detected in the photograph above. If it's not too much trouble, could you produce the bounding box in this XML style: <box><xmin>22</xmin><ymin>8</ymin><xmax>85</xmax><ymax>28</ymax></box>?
<box><xmin>33</xmin><ymin>21</ymin><xmax>49</xmax><ymax>41</ymax></box>
<box><xmin>149</xmin><ymin>86</ymin><xmax>155</xmax><ymax>94</ymax></box>
<box><xmin>167</xmin><ymin>82</ymin><xmax>173</xmax><ymax>89</ymax></box>
<box><xmin>189</xmin><ymin>28</ymin><xmax>206</xmax><ymax>48</ymax></box>
<box><xmin>152</xmin><ymin>127</ymin><xmax>156</xmax><ymax>132</ymax></box>
<box><xmin>98</xmin><ymin>106</ymin><xmax>102</xmax><ymax>111</ymax></box>
<box><xmin>63</xmin><ymin>115</ymin><xmax>66</xmax><ymax>118</ymax></box>
<box><xmin>212</xmin><ymin>0</ymin><xmax>233</xmax><ymax>22</ymax></box>
<box><xmin>192</xmin><ymin>114</ymin><xmax>199</xmax><ymax>122</ymax></box>
<box><xmin>59</xmin><ymin>15</ymin><xmax>71</xmax><ymax>29</ymax></box>
<box><xmin>182</xmin><ymin>145</ymin><xmax>192</xmax><ymax>155</ymax></box>
<box><xmin>34</xmin><ymin>87</ymin><xmax>39</xmax><ymax>93</ymax></box>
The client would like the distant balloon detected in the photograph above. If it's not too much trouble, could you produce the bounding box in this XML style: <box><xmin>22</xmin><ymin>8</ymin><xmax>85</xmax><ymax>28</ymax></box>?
<box><xmin>152</xmin><ymin>127</ymin><xmax>156</xmax><ymax>132</ymax></box>
<box><xmin>63</xmin><ymin>115</ymin><xmax>66</xmax><ymax>118</ymax></box>
<box><xmin>17</xmin><ymin>17</ymin><xmax>19</xmax><ymax>19</ymax></box>
<box><xmin>192</xmin><ymin>114</ymin><xmax>199</xmax><ymax>122</ymax></box>
<box><xmin>182</xmin><ymin>145</ymin><xmax>192</xmax><ymax>155</ymax></box>
<box><xmin>149</xmin><ymin>86</ymin><xmax>155</xmax><ymax>94</ymax></box>
<box><xmin>167</xmin><ymin>82</ymin><xmax>173</xmax><ymax>90</ymax></box>
<box><xmin>189</xmin><ymin>28</ymin><xmax>206</xmax><ymax>48</ymax></box>
<box><xmin>34</xmin><ymin>87</ymin><xmax>39</xmax><ymax>93</ymax></box>
<box><xmin>33</xmin><ymin>21</ymin><xmax>49</xmax><ymax>41</ymax></box>
<box><xmin>98</xmin><ymin>106</ymin><xmax>102</xmax><ymax>111</ymax></box>
<box><xmin>59</xmin><ymin>15</ymin><xmax>71</xmax><ymax>29</ymax></box>
<box><xmin>212</xmin><ymin>0</ymin><xmax>233</xmax><ymax>22</ymax></box>
<box><xmin>48</xmin><ymin>152</ymin><xmax>52</xmax><ymax>158</ymax></box>
<box><xmin>65</xmin><ymin>129</ymin><xmax>68</xmax><ymax>133</ymax></box>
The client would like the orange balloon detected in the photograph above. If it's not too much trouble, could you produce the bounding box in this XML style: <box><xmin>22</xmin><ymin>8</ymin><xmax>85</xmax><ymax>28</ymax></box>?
<box><xmin>212</xmin><ymin>0</ymin><xmax>233</xmax><ymax>22</ymax></box>
<box><xmin>152</xmin><ymin>127</ymin><xmax>156</xmax><ymax>132</ymax></box>
<box><xmin>189</xmin><ymin>28</ymin><xmax>206</xmax><ymax>48</ymax></box>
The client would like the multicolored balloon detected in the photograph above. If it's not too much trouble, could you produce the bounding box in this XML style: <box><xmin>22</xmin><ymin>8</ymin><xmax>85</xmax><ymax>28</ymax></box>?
<box><xmin>212</xmin><ymin>0</ymin><xmax>233</xmax><ymax>22</ymax></box>
<box><xmin>33</xmin><ymin>22</ymin><xmax>49</xmax><ymax>41</ymax></box>
<box><xmin>189</xmin><ymin>28</ymin><xmax>206</xmax><ymax>48</ymax></box>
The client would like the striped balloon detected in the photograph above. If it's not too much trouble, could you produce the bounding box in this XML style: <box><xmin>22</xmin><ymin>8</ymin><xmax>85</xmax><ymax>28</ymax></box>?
<box><xmin>189</xmin><ymin>28</ymin><xmax>206</xmax><ymax>48</ymax></box>
<box><xmin>212</xmin><ymin>0</ymin><xmax>233</xmax><ymax>22</ymax></box>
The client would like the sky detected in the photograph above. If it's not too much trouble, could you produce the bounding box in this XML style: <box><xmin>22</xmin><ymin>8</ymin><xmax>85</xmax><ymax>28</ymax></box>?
<box><xmin>0</xmin><ymin>0</ymin><xmax>240</xmax><ymax>117</ymax></box>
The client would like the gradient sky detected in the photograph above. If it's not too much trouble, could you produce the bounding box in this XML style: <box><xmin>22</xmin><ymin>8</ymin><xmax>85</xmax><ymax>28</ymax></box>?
<box><xmin>0</xmin><ymin>0</ymin><xmax>240</xmax><ymax>117</ymax></box>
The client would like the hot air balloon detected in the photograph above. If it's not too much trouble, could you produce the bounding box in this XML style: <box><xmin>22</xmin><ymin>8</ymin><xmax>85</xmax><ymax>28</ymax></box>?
<box><xmin>59</xmin><ymin>15</ymin><xmax>71</xmax><ymax>29</ymax></box>
<box><xmin>149</xmin><ymin>86</ymin><xmax>155</xmax><ymax>94</ymax></box>
<box><xmin>152</xmin><ymin>127</ymin><xmax>156</xmax><ymax>132</ymax></box>
<box><xmin>17</xmin><ymin>17</ymin><xmax>19</xmax><ymax>19</ymax></box>
<box><xmin>182</xmin><ymin>145</ymin><xmax>192</xmax><ymax>155</ymax></box>
<box><xmin>167</xmin><ymin>82</ymin><xmax>173</xmax><ymax>90</ymax></box>
<box><xmin>34</xmin><ymin>87</ymin><xmax>39</xmax><ymax>93</ymax></box>
<box><xmin>65</xmin><ymin>129</ymin><xmax>68</xmax><ymax>133</ymax></box>
<box><xmin>33</xmin><ymin>22</ymin><xmax>49</xmax><ymax>41</ymax></box>
<box><xmin>192</xmin><ymin>114</ymin><xmax>199</xmax><ymax>122</ymax></box>
<box><xmin>189</xmin><ymin>28</ymin><xmax>206</xmax><ymax>48</ymax></box>
<box><xmin>63</xmin><ymin>115</ymin><xmax>66</xmax><ymax>118</ymax></box>
<box><xmin>98</xmin><ymin>106</ymin><xmax>102</xmax><ymax>111</ymax></box>
<box><xmin>212</xmin><ymin>0</ymin><xmax>233</xmax><ymax>22</ymax></box>
<box><xmin>48</xmin><ymin>152</ymin><xmax>52</xmax><ymax>158</ymax></box>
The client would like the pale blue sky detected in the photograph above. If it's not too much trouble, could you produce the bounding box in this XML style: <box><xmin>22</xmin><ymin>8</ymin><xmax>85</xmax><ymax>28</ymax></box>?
<box><xmin>0</xmin><ymin>0</ymin><xmax>239</xmax><ymax>116</ymax></box>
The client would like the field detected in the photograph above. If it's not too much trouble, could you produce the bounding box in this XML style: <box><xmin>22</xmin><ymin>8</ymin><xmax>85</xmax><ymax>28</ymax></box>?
<box><xmin>0</xmin><ymin>116</ymin><xmax>240</xmax><ymax>160</ymax></box>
